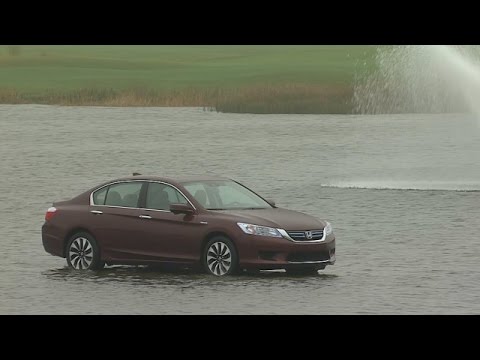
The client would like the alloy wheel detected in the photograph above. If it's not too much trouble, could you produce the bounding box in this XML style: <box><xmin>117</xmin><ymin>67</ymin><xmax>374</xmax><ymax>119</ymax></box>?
<box><xmin>68</xmin><ymin>237</ymin><xmax>94</xmax><ymax>270</ymax></box>
<box><xmin>206</xmin><ymin>241</ymin><xmax>232</xmax><ymax>276</ymax></box>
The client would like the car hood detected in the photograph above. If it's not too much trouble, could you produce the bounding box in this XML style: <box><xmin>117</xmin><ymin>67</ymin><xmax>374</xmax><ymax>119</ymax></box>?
<box><xmin>215</xmin><ymin>207</ymin><xmax>326</xmax><ymax>230</ymax></box>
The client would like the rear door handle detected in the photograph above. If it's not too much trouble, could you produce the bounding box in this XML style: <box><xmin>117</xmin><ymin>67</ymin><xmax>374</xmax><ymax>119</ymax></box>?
<box><xmin>90</xmin><ymin>210</ymin><xmax>103</xmax><ymax>215</ymax></box>
<box><xmin>139</xmin><ymin>215</ymin><xmax>152</xmax><ymax>219</ymax></box>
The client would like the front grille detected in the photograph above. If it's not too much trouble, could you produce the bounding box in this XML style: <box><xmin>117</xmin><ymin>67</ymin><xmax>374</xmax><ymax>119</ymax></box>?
<box><xmin>287</xmin><ymin>251</ymin><xmax>330</xmax><ymax>262</ymax></box>
<box><xmin>287</xmin><ymin>229</ymin><xmax>324</xmax><ymax>241</ymax></box>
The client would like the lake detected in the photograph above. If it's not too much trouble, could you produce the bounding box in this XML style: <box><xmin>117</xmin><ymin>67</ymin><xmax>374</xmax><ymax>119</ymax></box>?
<box><xmin>1</xmin><ymin>105</ymin><xmax>480</xmax><ymax>314</ymax></box>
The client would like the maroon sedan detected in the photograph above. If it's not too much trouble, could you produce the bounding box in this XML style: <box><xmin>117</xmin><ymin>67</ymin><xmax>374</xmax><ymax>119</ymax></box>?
<box><xmin>42</xmin><ymin>175</ymin><xmax>336</xmax><ymax>276</ymax></box>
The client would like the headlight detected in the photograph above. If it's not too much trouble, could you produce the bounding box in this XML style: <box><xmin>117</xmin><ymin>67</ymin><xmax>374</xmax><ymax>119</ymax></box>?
<box><xmin>237</xmin><ymin>223</ymin><xmax>282</xmax><ymax>238</ymax></box>
<box><xmin>324</xmin><ymin>221</ymin><xmax>333</xmax><ymax>236</ymax></box>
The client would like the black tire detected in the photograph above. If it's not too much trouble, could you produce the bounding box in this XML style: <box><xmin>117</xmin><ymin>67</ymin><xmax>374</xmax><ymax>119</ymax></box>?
<box><xmin>203</xmin><ymin>236</ymin><xmax>238</xmax><ymax>276</ymax></box>
<box><xmin>66</xmin><ymin>232</ymin><xmax>104</xmax><ymax>270</ymax></box>
<box><xmin>285</xmin><ymin>266</ymin><xmax>322</xmax><ymax>276</ymax></box>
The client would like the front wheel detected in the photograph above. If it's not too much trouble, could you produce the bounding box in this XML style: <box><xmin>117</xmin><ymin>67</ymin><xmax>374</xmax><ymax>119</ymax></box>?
<box><xmin>203</xmin><ymin>236</ymin><xmax>238</xmax><ymax>276</ymax></box>
<box><xmin>66</xmin><ymin>232</ymin><xmax>104</xmax><ymax>270</ymax></box>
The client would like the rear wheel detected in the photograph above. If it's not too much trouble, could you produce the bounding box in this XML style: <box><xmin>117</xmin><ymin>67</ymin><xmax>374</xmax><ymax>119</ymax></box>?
<box><xmin>203</xmin><ymin>236</ymin><xmax>238</xmax><ymax>276</ymax></box>
<box><xmin>66</xmin><ymin>232</ymin><xmax>104</xmax><ymax>270</ymax></box>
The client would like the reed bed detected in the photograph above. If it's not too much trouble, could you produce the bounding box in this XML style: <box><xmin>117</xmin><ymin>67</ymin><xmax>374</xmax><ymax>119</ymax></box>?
<box><xmin>0</xmin><ymin>84</ymin><xmax>353</xmax><ymax>114</ymax></box>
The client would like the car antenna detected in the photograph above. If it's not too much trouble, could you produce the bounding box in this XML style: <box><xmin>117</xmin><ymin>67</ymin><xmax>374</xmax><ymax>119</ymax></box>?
<box><xmin>132</xmin><ymin>172</ymin><xmax>142</xmax><ymax>176</ymax></box>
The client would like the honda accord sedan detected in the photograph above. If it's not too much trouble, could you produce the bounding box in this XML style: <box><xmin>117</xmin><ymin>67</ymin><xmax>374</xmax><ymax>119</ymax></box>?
<box><xmin>42</xmin><ymin>175</ymin><xmax>336</xmax><ymax>276</ymax></box>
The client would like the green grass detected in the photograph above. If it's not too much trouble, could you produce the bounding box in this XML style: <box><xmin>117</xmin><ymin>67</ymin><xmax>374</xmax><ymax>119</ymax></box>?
<box><xmin>0</xmin><ymin>45</ymin><xmax>377</xmax><ymax>113</ymax></box>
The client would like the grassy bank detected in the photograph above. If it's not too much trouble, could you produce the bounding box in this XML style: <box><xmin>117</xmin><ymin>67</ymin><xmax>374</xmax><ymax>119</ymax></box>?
<box><xmin>0</xmin><ymin>45</ymin><xmax>376</xmax><ymax>113</ymax></box>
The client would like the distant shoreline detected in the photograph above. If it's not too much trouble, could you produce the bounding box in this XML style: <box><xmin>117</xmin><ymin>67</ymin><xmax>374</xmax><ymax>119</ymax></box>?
<box><xmin>0</xmin><ymin>45</ymin><xmax>377</xmax><ymax>114</ymax></box>
<box><xmin>0</xmin><ymin>85</ymin><xmax>354</xmax><ymax>114</ymax></box>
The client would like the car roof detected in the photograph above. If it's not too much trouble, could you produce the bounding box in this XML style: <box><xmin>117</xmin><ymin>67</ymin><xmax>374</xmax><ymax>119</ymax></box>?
<box><xmin>110</xmin><ymin>174</ymin><xmax>232</xmax><ymax>185</ymax></box>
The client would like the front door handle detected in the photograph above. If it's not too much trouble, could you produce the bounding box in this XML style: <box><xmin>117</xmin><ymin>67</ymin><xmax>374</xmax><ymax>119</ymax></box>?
<box><xmin>90</xmin><ymin>210</ymin><xmax>103</xmax><ymax>215</ymax></box>
<box><xmin>139</xmin><ymin>215</ymin><xmax>152</xmax><ymax>219</ymax></box>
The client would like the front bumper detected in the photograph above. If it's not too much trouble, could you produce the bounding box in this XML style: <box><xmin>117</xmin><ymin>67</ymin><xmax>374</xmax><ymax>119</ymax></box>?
<box><xmin>238</xmin><ymin>233</ymin><xmax>336</xmax><ymax>270</ymax></box>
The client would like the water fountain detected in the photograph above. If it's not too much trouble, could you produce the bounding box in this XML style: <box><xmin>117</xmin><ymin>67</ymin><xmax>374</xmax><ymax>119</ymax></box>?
<box><xmin>353</xmin><ymin>45</ymin><xmax>480</xmax><ymax>116</ymax></box>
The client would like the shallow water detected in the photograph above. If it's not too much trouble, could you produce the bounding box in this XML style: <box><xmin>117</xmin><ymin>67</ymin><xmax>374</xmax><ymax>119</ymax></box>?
<box><xmin>2</xmin><ymin>105</ymin><xmax>480</xmax><ymax>314</ymax></box>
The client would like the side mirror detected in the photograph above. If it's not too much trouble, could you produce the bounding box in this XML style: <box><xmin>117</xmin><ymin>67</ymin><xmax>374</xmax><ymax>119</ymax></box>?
<box><xmin>266</xmin><ymin>199</ymin><xmax>276</xmax><ymax>207</ymax></box>
<box><xmin>170</xmin><ymin>203</ymin><xmax>195</xmax><ymax>215</ymax></box>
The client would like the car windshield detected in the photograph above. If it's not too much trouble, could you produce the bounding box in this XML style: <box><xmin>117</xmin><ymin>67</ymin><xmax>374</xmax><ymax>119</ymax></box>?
<box><xmin>182</xmin><ymin>180</ymin><xmax>272</xmax><ymax>210</ymax></box>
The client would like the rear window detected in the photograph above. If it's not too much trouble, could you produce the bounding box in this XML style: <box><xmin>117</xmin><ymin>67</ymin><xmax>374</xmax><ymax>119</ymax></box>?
<box><xmin>92</xmin><ymin>182</ymin><xmax>143</xmax><ymax>208</ymax></box>
<box><xmin>92</xmin><ymin>187</ymin><xmax>108</xmax><ymax>205</ymax></box>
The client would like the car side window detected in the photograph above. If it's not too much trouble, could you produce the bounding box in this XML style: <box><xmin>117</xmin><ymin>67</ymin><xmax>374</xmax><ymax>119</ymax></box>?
<box><xmin>183</xmin><ymin>183</ymin><xmax>211</xmax><ymax>208</ymax></box>
<box><xmin>92</xmin><ymin>186</ymin><xmax>108</xmax><ymax>205</ymax></box>
<box><xmin>104</xmin><ymin>182</ymin><xmax>143</xmax><ymax>208</ymax></box>
<box><xmin>146</xmin><ymin>182</ymin><xmax>188</xmax><ymax>211</ymax></box>
<box><xmin>164</xmin><ymin>185</ymin><xmax>188</xmax><ymax>204</ymax></box>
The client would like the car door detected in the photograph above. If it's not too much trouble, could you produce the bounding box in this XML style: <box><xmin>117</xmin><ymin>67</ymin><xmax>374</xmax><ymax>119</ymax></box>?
<box><xmin>137</xmin><ymin>181</ymin><xmax>206</xmax><ymax>263</ymax></box>
<box><xmin>89</xmin><ymin>181</ymin><xmax>151</xmax><ymax>262</ymax></box>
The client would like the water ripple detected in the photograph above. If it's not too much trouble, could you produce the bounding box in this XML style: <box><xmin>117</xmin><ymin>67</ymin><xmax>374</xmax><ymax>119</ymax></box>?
<box><xmin>2</xmin><ymin>106</ymin><xmax>480</xmax><ymax>314</ymax></box>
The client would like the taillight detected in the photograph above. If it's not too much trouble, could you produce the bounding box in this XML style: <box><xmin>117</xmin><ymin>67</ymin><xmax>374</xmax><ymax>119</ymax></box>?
<box><xmin>45</xmin><ymin>207</ymin><xmax>57</xmax><ymax>221</ymax></box>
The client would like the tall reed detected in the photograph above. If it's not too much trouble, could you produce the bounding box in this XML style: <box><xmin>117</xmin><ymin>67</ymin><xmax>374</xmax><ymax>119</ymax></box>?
<box><xmin>0</xmin><ymin>84</ymin><xmax>353</xmax><ymax>113</ymax></box>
